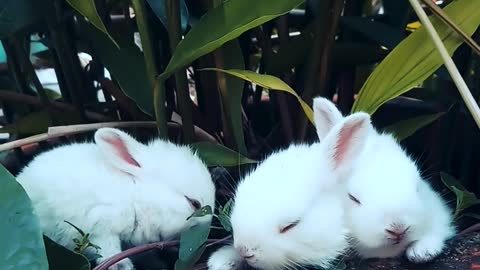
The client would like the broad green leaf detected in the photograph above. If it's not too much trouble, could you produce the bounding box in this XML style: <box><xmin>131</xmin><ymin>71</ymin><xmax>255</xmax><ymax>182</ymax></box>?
<box><xmin>217</xmin><ymin>40</ymin><xmax>248</xmax><ymax>155</ymax></box>
<box><xmin>383</xmin><ymin>112</ymin><xmax>445</xmax><ymax>141</ymax></box>
<box><xmin>43</xmin><ymin>236</ymin><xmax>90</xmax><ymax>270</ymax></box>
<box><xmin>351</xmin><ymin>0</ymin><xmax>480</xmax><ymax>115</ymax></box>
<box><xmin>440</xmin><ymin>172</ymin><xmax>480</xmax><ymax>218</ymax></box>
<box><xmin>0</xmin><ymin>0</ymin><xmax>41</xmax><ymax>38</ymax></box>
<box><xmin>78</xmin><ymin>21</ymin><xmax>153</xmax><ymax>115</ymax></box>
<box><xmin>178</xmin><ymin>222</ymin><xmax>211</xmax><ymax>261</ymax></box>
<box><xmin>174</xmin><ymin>244</ymin><xmax>206</xmax><ymax>270</ymax></box>
<box><xmin>199</xmin><ymin>68</ymin><xmax>314</xmax><ymax>124</ymax></box>
<box><xmin>0</xmin><ymin>164</ymin><xmax>49</xmax><ymax>270</ymax></box>
<box><xmin>65</xmin><ymin>0</ymin><xmax>119</xmax><ymax>47</ymax></box>
<box><xmin>187</xmin><ymin>205</ymin><xmax>213</xmax><ymax>220</ymax></box>
<box><xmin>159</xmin><ymin>0</ymin><xmax>304</xmax><ymax>80</ymax></box>
<box><xmin>190</xmin><ymin>142</ymin><xmax>256</xmax><ymax>167</ymax></box>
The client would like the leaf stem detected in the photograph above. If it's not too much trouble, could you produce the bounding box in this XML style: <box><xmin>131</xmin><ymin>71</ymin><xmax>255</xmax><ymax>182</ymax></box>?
<box><xmin>166</xmin><ymin>0</ymin><xmax>195</xmax><ymax>143</ymax></box>
<box><xmin>420</xmin><ymin>0</ymin><xmax>480</xmax><ymax>56</ymax></box>
<box><xmin>408</xmin><ymin>0</ymin><xmax>480</xmax><ymax>129</ymax></box>
<box><xmin>92</xmin><ymin>238</ymin><xmax>231</xmax><ymax>270</ymax></box>
<box><xmin>131</xmin><ymin>0</ymin><xmax>168</xmax><ymax>138</ymax></box>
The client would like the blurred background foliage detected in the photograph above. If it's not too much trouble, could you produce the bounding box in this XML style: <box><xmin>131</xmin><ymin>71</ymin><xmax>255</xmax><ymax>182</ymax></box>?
<box><xmin>0</xmin><ymin>0</ymin><xmax>480</xmax><ymax>269</ymax></box>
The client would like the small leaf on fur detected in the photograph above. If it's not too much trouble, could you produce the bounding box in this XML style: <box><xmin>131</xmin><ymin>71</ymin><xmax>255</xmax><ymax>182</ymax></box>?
<box><xmin>187</xmin><ymin>205</ymin><xmax>213</xmax><ymax>220</ymax></box>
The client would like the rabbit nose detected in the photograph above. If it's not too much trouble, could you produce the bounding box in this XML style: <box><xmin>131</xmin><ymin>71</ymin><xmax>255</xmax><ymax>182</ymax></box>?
<box><xmin>385</xmin><ymin>226</ymin><xmax>410</xmax><ymax>242</ymax></box>
<box><xmin>236</xmin><ymin>246</ymin><xmax>254</xmax><ymax>259</ymax></box>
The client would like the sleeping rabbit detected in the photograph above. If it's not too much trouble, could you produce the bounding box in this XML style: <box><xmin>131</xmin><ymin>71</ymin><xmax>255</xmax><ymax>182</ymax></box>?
<box><xmin>16</xmin><ymin>128</ymin><xmax>215</xmax><ymax>270</ymax></box>
<box><xmin>312</xmin><ymin>97</ymin><xmax>455</xmax><ymax>263</ymax></box>
<box><xmin>208</xmin><ymin>112</ymin><xmax>373</xmax><ymax>269</ymax></box>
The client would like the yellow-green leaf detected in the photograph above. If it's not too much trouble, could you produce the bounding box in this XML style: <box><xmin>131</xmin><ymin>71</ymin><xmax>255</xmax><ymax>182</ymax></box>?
<box><xmin>159</xmin><ymin>0</ymin><xmax>304</xmax><ymax>80</ymax></box>
<box><xmin>352</xmin><ymin>0</ymin><xmax>480</xmax><ymax>114</ymax></box>
<box><xmin>199</xmin><ymin>68</ymin><xmax>314</xmax><ymax>124</ymax></box>
<box><xmin>65</xmin><ymin>0</ymin><xmax>119</xmax><ymax>48</ymax></box>
<box><xmin>383</xmin><ymin>112</ymin><xmax>445</xmax><ymax>141</ymax></box>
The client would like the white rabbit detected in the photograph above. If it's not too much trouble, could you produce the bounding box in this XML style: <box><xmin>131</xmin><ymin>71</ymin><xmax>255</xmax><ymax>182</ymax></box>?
<box><xmin>312</xmin><ymin>97</ymin><xmax>455</xmax><ymax>263</ymax></box>
<box><xmin>208</xmin><ymin>112</ymin><xmax>373</xmax><ymax>270</ymax></box>
<box><xmin>15</xmin><ymin>128</ymin><xmax>215</xmax><ymax>270</ymax></box>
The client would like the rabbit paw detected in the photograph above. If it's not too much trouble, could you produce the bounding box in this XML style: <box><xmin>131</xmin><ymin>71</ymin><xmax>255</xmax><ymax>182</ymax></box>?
<box><xmin>406</xmin><ymin>238</ymin><xmax>444</xmax><ymax>263</ymax></box>
<box><xmin>207</xmin><ymin>246</ymin><xmax>242</xmax><ymax>270</ymax></box>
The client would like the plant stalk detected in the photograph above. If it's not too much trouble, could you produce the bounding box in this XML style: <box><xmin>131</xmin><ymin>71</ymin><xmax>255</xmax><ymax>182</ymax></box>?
<box><xmin>166</xmin><ymin>0</ymin><xmax>195</xmax><ymax>143</ymax></box>
<box><xmin>131</xmin><ymin>0</ymin><xmax>168</xmax><ymax>138</ymax></box>
<box><xmin>420</xmin><ymin>0</ymin><xmax>480</xmax><ymax>56</ymax></box>
<box><xmin>297</xmin><ymin>0</ymin><xmax>344</xmax><ymax>140</ymax></box>
<box><xmin>408</xmin><ymin>0</ymin><xmax>480</xmax><ymax>129</ymax></box>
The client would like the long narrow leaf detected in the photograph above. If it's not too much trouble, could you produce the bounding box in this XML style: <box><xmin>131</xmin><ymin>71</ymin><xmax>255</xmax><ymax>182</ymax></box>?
<box><xmin>199</xmin><ymin>68</ymin><xmax>314</xmax><ymax>124</ymax></box>
<box><xmin>383</xmin><ymin>112</ymin><xmax>445</xmax><ymax>141</ymax></box>
<box><xmin>351</xmin><ymin>0</ymin><xmax>480</xmax><ymax>114</ymax></box>
<box><xmin>158</xmin><ymin>0</ymin><xmax>304</xmax><ymax>80</ymax></box>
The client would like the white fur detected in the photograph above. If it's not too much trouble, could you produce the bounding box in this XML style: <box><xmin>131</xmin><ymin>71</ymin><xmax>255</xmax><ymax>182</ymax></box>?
<box><xmin>313</xmin><ymin>97</ymin><xmax>455</xmax><ymax>262</ymax></box>
<box><xmin>16</xmin><ymin>128</ymin><xmax>215</xmax><ymax>269</ymax></box>
<box><xmin>208</xmin><ymin>113</ymin><xmax>372</xmax><ymax>269</ymax></box>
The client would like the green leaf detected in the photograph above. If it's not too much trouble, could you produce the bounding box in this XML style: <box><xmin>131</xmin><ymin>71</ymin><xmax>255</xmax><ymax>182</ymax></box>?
<box><xmin>217</xmin><ymin>40</ymin><xmax>248</xmax><ymax>155</ymax></box>
<box><xmin>0</xmin><ymin>164</ymin><xmax>49</xmax><ymax>270</ymax></box>
<box><xmin>178</xmin><ymin>222</ymin><xmax>211</xmax><ymax>262</ymax></box>
<box><xmin>0</xmin><ymin>0</ymin><xmax>41</xmax><ymax>38</ymax></box>
<box><xmin>159</xmin><ymin>0</ymin><xmax>304</xmax><ymax>80</ymax></box>
<box><xmin>190</xmin><ymin>142</ymin><xmax>256</xmax><ymax>167</ymax></box>
<box><xmin>218</xmin><ymin>199</ymin><xmax>233</xmax><ymax>232</ymax></box>
<box><xmin>440</xmin><ymin>172</ymin><xmax>480</xmax><ymax>218</ymax></box>
<box><xmin>44</xmin><ymin>236</ymin><xmax>90</xmax><ymax>270</ymax></box>
<box><xmin>174</xmin><ymin>244</ymin><xmax>206</xmax><ymax>270</ymax></box>
<box><xmin>65</xmin><ymin>0</ymin><xmax>119</xmax><ymax>48</ymax></box>
<box><xmin>43</xmin><ymin>88</ymin><xmax>62</xmax><ymax>100</ymax></box>
<box><xmin>383</xmin><ymin>112</ymin><xmax>445</xmax><ymax>141</ymax></box>
<box><xmin>198</xmin><ymin>68</ymin><xmax>314</xmax><ymax>124</ymax></box>
<box><xmin>351</xmin><ymin>0</ymin><xmax>480</xmax><ymax>115</ymax></box>
<box><xmin>187</xmin><ymin>205</ymin><xmax>213</xmax><ymax>220</ymax></box>
<box><xmin>77</xmin><ymin>21</ymin><xmax>153</xmax><ymax>115</ymax></box>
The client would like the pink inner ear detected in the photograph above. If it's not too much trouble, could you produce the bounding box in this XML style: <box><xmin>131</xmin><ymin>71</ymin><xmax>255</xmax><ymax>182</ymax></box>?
<box><xmin>333</xmin><ymin>121</ymin><xmax>363</xmax><ymax>169</ymax></box>
<box><xmin>104</xmin><ymin>136</ymin><xmax>141</xmax><ymax>168</ymax></box>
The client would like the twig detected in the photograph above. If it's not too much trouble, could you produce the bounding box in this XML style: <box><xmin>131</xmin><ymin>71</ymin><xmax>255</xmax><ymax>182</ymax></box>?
<box><xmin>205</xmin><ymin>235</ymin><xmax>232</xmax><ymax>247</ymax></box>
<box><xmin>93</xmin><ymin>240</ymin><xmax>180</xmax><ymax>270</ymax></box>
<box><xmin>93</xmin><ymin>237</ymin><xmax>231</xmax><ymax>270</ymax></box>
<box><xmin>166</xmin><ymin>0</ymin><xmax>195</xmax><ymax>143</ymax></box>
<box><xmin>420</xmin><ymin>0</ymin><xmax>480</xmax><ymax>56</ymax></box>
<box><xmin>0</xmin><ymin>121</ymin><xmax>218</xmax><ymax>152</ymax></box>
<box><xmin>0</xmin><ymin>90</ymin><xmax>109</xmax><ymax>121</ymax></box>
<box><xmin>458</xmin><ymin>223</ymin><xmax>480</xmax><ymax>237</ymax></box>
<box><xmin>408</xmin><ymin>0</ymin><xmax>480</xmax><ymax>129</ymax></box>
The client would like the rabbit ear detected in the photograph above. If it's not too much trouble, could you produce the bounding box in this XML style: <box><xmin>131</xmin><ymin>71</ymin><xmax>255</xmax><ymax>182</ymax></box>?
<box><xmin>313</xmin><ymin>97</ymin><xmax>344</xmax><ymax>141</ymax></box>
<box><xmin>94</xmin><ymin>128</ymin><xmax>143</xmax><ymax>175</ymax></box>
<box><xmin>322</xmin><ymin>112</ymin><xmax>371</xmax><ymax>176</ymax></box>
